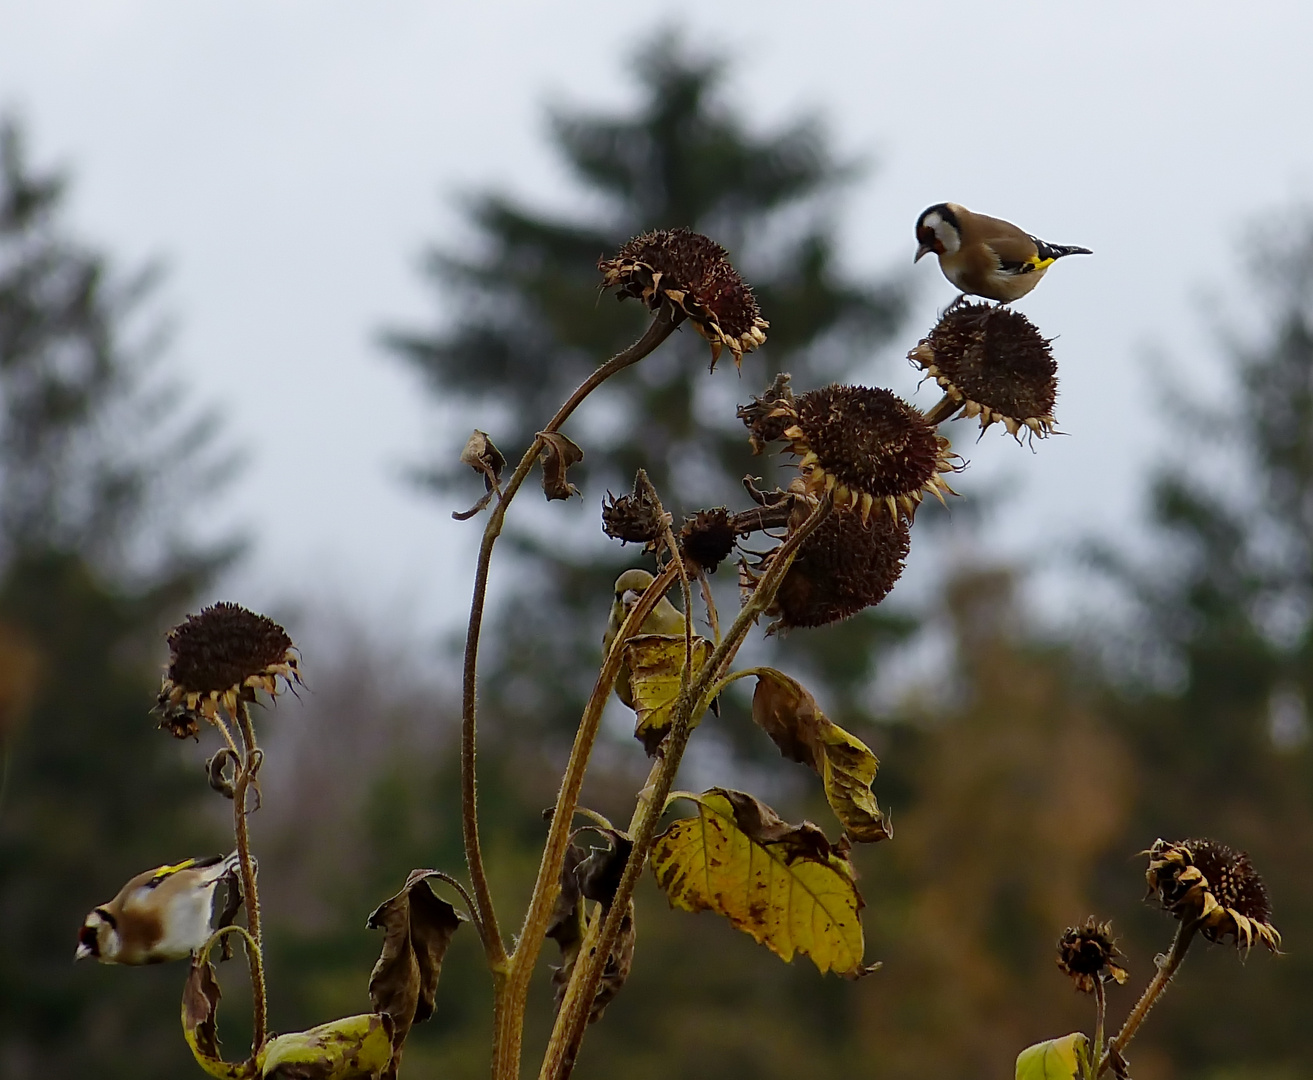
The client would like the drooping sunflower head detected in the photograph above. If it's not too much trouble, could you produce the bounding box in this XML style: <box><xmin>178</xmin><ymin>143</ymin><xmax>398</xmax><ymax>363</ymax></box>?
<box><xmin>756</xmin><ymin>490</ymin><xmax>911</xmax><ymax>630</ymax></box>
<box><xmin>742</xmin><ymin>381</ymin><xmax>957</xmax><ymax>522</ymax></box>
<box><xmin>908</xmin><ymin>302</ymin><xmax>1058</xmax><ymax>439</ymax></box>
<box><xmin>1144</xmin><ymin>838</ymin><xmax>1280</xmax><ymax>953</ymax></box>
<box><xmin>678</xmin><ymin>508</ymin><xmax>737</xmax><ymax>574</ymax></box>
<box><xmin>157</xmin><ymin>603</ymin><xmax>301</xmax><ymax>733</ymax></box>
<box><xmin>1056</xmin><ymin>917</ymin><xmax>1129</xmax><ymax>994</ymax></box>
<box><xmin>599</xmin><ymin>228</ymin><xmax>768</xmax><ymax>370</ymax></box>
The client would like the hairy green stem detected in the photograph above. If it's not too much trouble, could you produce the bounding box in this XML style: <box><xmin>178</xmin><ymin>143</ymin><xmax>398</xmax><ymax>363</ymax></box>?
<box><xmin>541</xmin><ymin>495</ymin><xmax>833</xmax><ymax>1079</ymax></box>
<box><xmin>1098</xmin><ymin>920</ymin><xmax>1198</xmax><ymax>1077</ymax></box>
<box><xmin>231</xmin><ymin>701</ymin><xmax>267</xmax><ymax>1056</ymax></box>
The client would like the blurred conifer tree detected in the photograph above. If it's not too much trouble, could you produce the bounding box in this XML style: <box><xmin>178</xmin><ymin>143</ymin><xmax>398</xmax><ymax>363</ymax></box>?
<box><xmin>387</xmin><ymin>34</ymin><xmax>914</xmax><ymax>748</ymax></box>
<box><xmin>0</xmin><ymin>119</ymin><xmax>233</xmax><ymax>1078</ymax></box>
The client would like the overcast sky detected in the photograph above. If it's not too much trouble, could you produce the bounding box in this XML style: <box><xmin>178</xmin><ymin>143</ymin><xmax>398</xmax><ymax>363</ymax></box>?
<box><xmin>2</xmin><ymin>2</ymin><xmax>1311</xmax><ymax>644</ymax></box>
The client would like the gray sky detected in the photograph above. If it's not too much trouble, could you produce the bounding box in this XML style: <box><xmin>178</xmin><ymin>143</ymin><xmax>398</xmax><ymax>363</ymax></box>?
<box><xmin>2</xmin><ymin>1</ymin><xmax>1311</xmax><ymax>639</ymax></box>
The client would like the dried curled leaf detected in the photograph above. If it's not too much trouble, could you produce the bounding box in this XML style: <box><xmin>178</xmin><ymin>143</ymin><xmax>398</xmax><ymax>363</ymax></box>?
<box><xmin>366</xmin><ymin>870</ymin><xmax>466</xmax><ymax>1076</ymax></box>
<box><xmin>625</xmin><ymin>633</ymin><xmax>713</xmax><ymax>755</ymax></box>
<box><xmin>752</xmin><ymin>669</ymin><xmax>892</xmax><ymax>842</ymax></box>
<box><xmin>538</xmin><ymin>431</ymin><xmax>584</xmax><ymax>501</ymax></box>
<box><xmin>256</xmin><ymin>1014</ymin><xmax>394</xmax><ymax>1080</ymax></box>
<box><xmin>181</xmin><ymin>959</ymin><xmax>253</xmax><ymax>1079</ymax></box>
<box><xmin>453</xmin><ymin>430</ymin><xmax>507</xmax><ymax>519</ymax></box>
<box><xmin>548</xmin><ymin>826</ymin><xmax>636</xmax><ymax>1024</ymax></box>
<box><xmin>650</xmin><ymin>788</ymin><xmax>868</xmax><ymax>976</ymax></box>
<box><xmin>1015</xmin><ymin>1033</ymin><xmax>1090</xmax><ymax>1080</ymax></box>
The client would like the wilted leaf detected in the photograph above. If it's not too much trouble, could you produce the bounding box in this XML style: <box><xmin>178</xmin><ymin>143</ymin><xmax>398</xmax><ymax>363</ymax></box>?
<box><xmin>537</xmin><ymin>430</ymin><xmax>584</xmax><ymax>501</ymax></box>
<box><xmin>1015</xmin><ymin>1032</ymin><xmax>1090</xmax><ymax>1080</ymax></box>
<box><xmin>181</xmin><ymin>959</ymin><xmax>253</xmax><ymax>1079</ymax></box>
<box><xmin>366</xmin><ymin>870</ymin><xmax>466</xmax><ymax>1075</ymax></box>
<box><xmin>625</xmin><ymin>633</ymin><xmax>712</xmax><ymax>755</ymax></box>
<box><xmin>649</xmin><ymin>788</ymin><xmax>867</xmax><ymax>976</ymax></box>
<box><xmin>548</xmin><ymin>827</ymin><xmax>636</xmax><ymax>1024</ymax></box>
<box><xmin>752</xmin><ymin>669</ymin><xmax>891</xmax><ymax>842</ymax></box>
<box><xmin>453</xmin><ymin>430</ymin><xmax>506</xmax><ymax>519</ymax></box>
<box><xmin>256</xmin><ymin>1014</ymin><xmax>394</xmax><ymax>1080</ymax></box>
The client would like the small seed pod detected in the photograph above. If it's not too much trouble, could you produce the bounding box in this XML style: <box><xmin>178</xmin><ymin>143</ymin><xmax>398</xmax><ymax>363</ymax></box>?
<box><xmin>1056</xmin><ymin>918</ymin><xmax>1129</xmax><ymax>994</ymax></box>
<box><xmin>908</xmin><ymin>302</ymin><xmax>1058</xmax><ymax>439</ymax></box>
<box><xmin>599</xmin><ymin>228</ymin><xmax>768</xmax><ymax>371</ymax></box>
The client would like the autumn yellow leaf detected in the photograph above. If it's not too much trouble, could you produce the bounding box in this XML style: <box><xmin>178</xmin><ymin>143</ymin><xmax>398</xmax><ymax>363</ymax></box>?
<box><xmin>255</xmin><ymin>1014</ymin><xmax>394</xmax><ymax>1079</ymax></box>
<box><xmin>1015</xmin><ymin>1032</ymin><xmax>1090</xmax><ymax>1080</ymax></box>
<box><xmin>625</xmin><ymin>633</ymin><xmax>712</xmax><ymax>754</ymax></box>
<box><xmin>649</xmin><ymin>788</ymin><xmax>867</xmax><ymax>976</ymax></box>
<box><xmin>751</xmin><ymin>668</ymin><xmax>891</xmax><ymax>842</ymax></box>
<box><xmin>180</xmin><ymin>959</ymin><xmax>254</xmax><ymax>1080</ymax></box>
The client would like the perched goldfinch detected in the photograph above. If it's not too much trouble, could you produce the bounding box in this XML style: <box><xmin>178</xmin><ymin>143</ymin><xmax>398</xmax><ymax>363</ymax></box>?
<box><xmin>603</xmin><ymin>569</ymin><xmax>686</xmax><ymax>711</ymax></box>
<box><xmin>76</xmin><ymin>852</ymin><xmax>240</xmax><ymax>965</ymax></box>
<box><xmin>915</xmin><ymin>202</ymin><xmax>1091</xmax><ymax>303</ymax></box>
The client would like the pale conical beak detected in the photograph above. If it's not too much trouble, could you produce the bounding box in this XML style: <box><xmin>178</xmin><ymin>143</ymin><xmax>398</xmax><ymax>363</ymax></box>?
<box><xmin>914</xmin><ymin>242</ymin><xmax>934</xmax><ymax>263</ymax></box>
<box><xmin>75</xmin><ymin>941</ymin><xmax>94</xmax><ymax>961</ymax></box>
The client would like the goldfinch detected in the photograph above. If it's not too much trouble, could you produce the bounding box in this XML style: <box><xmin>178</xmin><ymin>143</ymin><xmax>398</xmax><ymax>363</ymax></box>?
<box><xmin>915</xmin><ymin>202</ymin><xmax>1091</xmax><ymax>303</ymax></box>
<box><xmin>603</xmin><ymin>569</ymin><xmax>686</xmax><ymax>711</ymax></box>
<box><xmin>76</xmin><ymin>852</ymin><xmax>240</xmax><ymax>965</ymax></box>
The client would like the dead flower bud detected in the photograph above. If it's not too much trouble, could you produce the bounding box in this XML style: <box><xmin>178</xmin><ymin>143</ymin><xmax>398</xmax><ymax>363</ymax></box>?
<box><xmin>908</xmin><ymin>302</ymin><xmax>1058</xmax><ymax>439</ymax></box>
<box><xmin>602</xmin><ymin>488</ymin><xmax>668</xmax><ymax>546</ymax></box>
<box><xmin>679</xmin><ymin>508</ymin><xmax>737</xmax><ymax>573</ymax></box>
<box><xmin>157</xmin><ymin>603</ymin><xmax>300</xmax><ymax>728</ymax></box>
<box><xmin>1145</xmin><ymin>838</ymin><xmax>1281</xmax><ymax>953</ymax></box>
<box><xmin>599</xmin><ymin>227</ymin><xmax>768</xmax><ymax>371</ymax></box>
<box><xmin>1057</xmin><ymin>918</ymin><xmax>1129</xmax><ymax>994</ymax></box>
<box><xmin>763</xmin><ymin>497</ymin><xmax>910</xmax><ymax>630</ymax></box>
<box><xmin>737</xmin><ymin>372</ymin><xmax>795</xmax><ymax>453</ymax></box>
<box><xmin>453</xmin><ymin>430</ymin><xmax>507</xmax><ymax>520</ymax></box>
<box><xmin>745</xmin><ymin>381</ymin><xmax>958</xmax><ymax>523</ymax></box>
<box><xmin>538</xmin><ymin>431</ymin><xmax>584</xmax><ymax>502</ymax></box>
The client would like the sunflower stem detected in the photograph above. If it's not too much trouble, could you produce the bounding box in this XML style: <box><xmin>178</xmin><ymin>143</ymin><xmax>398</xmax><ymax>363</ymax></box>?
<box><xmin>1090</xmin><ymin>980</ymin><xmax>1107</xmax><ymax>1080</ymax></box>
<box><xmin>475</xmin><ymin>308</ymin><xmax>680</xmax><ymax>1079</ymax></box>
<box><xmin>1098</xmin><ymin>920</ymin><xmax>1198</xmax><ymax>1077</ymax></box>
<box><xmin>923</xmin><ymin>391</ymin><xmax>963</xmax><ymax>426</ymax></box>
<box><xmin>230</xmin><ymin>701</ymin><xmax>268</xmax><ymax>1056</ymax></box>
<box><xmin>540</xmin><ymin>495</ymin><xmax>833</xmax><ymax>1080</ymax></box>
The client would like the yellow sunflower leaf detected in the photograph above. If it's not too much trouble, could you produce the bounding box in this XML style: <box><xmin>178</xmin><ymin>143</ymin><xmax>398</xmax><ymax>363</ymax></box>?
<box><xmin>180</xmin><ymin>959</ymin><xmax>255</xmax><ymax>1079</ymax></box>
<box><xmin>649</xmin><ymin>787</ymin><xmax>866</xmax><ymax>976</ymax></box>
<box><xmin>625</xmin><ymin>633</ymin><xmax>712</xmax><ymax>755</ymax></box>
<box><xmin>751</xmin><ymin>668</ymin><xmax>891</xmax><ymax>842</ymax></box>
<box><xmin>255</xmin><ymin>1014</ymin><xmax>394</xmax><ymax>1079</ymax></box>
<box><xmin>1015</xmin><ymin>1032</ymin><xmax>1091</xmax><ymax>1080</ymax></box>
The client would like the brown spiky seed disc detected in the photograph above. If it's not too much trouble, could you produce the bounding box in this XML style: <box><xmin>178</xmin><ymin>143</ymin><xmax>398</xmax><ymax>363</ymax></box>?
<box><xmin>910</xmin><ymin>302</ymin><xmax>1057</xmax><ymax>434</ymax></box>
<box><xmin>771</xmin><ymin>509</ymin><xmax>910</xmax><ymax>629</ymax></box>
<box><xmin>679</xmin><ymin>508</ymin><xmax>737</xmax><ymax>573</ymax></box>
<box><xmin>791</xmin><ymin>385</ymin><xmax>951</xmax><ymax>508</ymax></box>
<box><xmin>599</xmin><ymin>228</ymin><xmax>768</xmax><ymax>369</ymax></box>
<box><xmin>165</xmin><ymin>603</ymin><xmax>294</xmax><ymax>694</ymax></box>
<box><xmin>1056</xmin><ymin>918</ymin><xmax>1128</xmax><ymax>994</ymax></box>
<box><xmin>1145</xmin><ymin>837</ymin><xmax>1280</xmax><ymax>951</ymax></box>
<box><xmin>602</xmin><ymin>490</ymin><xmax>666</xmax><ymax>546</ymax></box>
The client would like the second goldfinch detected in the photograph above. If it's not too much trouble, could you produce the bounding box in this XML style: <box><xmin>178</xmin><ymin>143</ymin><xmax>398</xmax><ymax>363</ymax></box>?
<box><xmin>603</xmin><ymin>569</ymin><xmax>686</xmax><ymax>711</ymax></box>
<box><xmin>76</xmin><ymin>852</ymin><xmax>240</xmax><ymax>965</ymax></box>
<box><xmin>915</xmin><ymin>202</ymin><xmax>1091</xmax><ymax>303</ymax></box>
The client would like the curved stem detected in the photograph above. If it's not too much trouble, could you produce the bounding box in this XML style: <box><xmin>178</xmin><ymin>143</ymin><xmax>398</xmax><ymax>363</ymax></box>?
<box><xmin>540</xmin><ymin>496</ymin><xmax>833</xmax><ymax>1079</ymax></box>
<box><xmin>462</xmin><ymin>308</ymin><xmax>679</xmax><ymax>985</ymax></box>
<box><xmin>923</xmin><ymin>391</ymin><xmax>963</xmax><ymax>426</ymax></box>
<box><xmin>1098</xmin><ymin>920</ymin><xmax>1198</xmax><ymax>1076</ymax></box>
<box><xmin>230</xmin><ymin>701</ymin><xmax>267</xmax><ymax>1056</ymax></box>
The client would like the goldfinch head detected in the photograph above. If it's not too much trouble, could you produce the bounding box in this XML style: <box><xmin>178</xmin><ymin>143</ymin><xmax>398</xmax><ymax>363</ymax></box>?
<box><xmin>915</xmin><ymin>203</ymin><xmax>963</xmax><ymax>261</ymax></box>
<box><xmin>75</xmin><ymin>908</ymin><xmax>115</xmax><ymax>962</ymax></box>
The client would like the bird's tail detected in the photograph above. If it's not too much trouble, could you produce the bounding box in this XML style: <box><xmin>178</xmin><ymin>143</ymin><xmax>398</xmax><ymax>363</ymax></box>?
<box><xmin>1035</xmin><ymin>239</ymin><xmax>1093</xmax><ymax>261</ymax></box>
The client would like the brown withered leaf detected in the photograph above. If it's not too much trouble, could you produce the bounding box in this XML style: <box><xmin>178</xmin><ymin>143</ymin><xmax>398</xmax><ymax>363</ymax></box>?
<box><xmin>453</xmin><ymin>430</ymin><xmax>507</xmax><ymax>520</ymax></box>
<box><xmin>548</xmin><ymin>827</ymin><xmax>636</xmax><ymax>1024</ymax></box>
<box><xmin>650</xmin><ymin>788</ymin><xmax>869</xmax><ymax>977</ymax></box>
<box><xmin>181</xmin><ymin>959</ymin><xmax>252</xmax><ymax>1079</ymax></box>
<box><xmin>625</xmin><ymin>633</ymin><xmax>713</xmax><ymax>755</ymax></box>
<box><xmin>752</xmin><ymin>669</ymin><xmax>892</xmax><ymax>843</ymax></box>
<box><xmin>538</xmin><ymin>430</ymin><xmax>584</xmax><ymax>501</ymax></box>
<box><xmin>366</xmin><ymin>870</ymin><xmax>466</xmax><ymax>1076</ymax></box>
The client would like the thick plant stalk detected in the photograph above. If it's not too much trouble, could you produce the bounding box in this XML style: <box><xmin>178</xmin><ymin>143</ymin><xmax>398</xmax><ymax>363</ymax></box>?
<box><xmin>491</xmin><ymin>562</ymin><xmax>681</xmax><ymax>1078</ymax></box>
<box><xmin>1098</xmin><ymin>920</ymin><xmax>1198</xmax><ymax>1077</ymax></box>
<box><xmin>231</xmin><ymin>701</ymin><xmax>268</xmax><ymax>1056</ymax></box>
<box><xmin>540</xmin><ymin>496</ymin><xmax>833</xmax><ymax>1079</ymax></box>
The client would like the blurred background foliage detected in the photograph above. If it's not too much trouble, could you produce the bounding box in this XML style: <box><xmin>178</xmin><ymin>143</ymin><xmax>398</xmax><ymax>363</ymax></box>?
<box><xmin>1</xmin><ymin>34</ymin><xmax>1310</xmax><ymax>1080</ymax></box>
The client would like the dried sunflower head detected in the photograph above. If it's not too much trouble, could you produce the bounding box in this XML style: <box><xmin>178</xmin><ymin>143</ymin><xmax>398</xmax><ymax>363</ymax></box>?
<box><xmin>1057</xmin><ymin>918</ymin><xmax>1129</xmax><ymax>994</ymax></box>
<box><xmin>1145</xmin><ymin>838</ymin><xmax>1281</xmax><ymax>952</ymax></box>
<box><xmin>741</xmin><ymin>381</ymin><xmax>957</xmax><ymax>522</ymax></box>
<box><xmin>678</xmin><ymin>508</ymin><xmax>737</xmax><ymax>574</ymax></box>
<box><xmin>908</xmin><ymin>302</ymin><xmax>1058</xmax><ymax>439</ymax></box>
<box><xmin>599</xmin><ymin>228</ymin><xmax>768</xmax><ymax>371</ymax></box>
<box><xmin>756</xmin><ymin>488</ymin><xmax>910</xmax><ymax>630</ymax></box>
<box><xmin>156</xmin><ymin>603</ymin><xmax>301</xmax><ymax>731</ymax></box>
<box><xmin>602</xmin><ymin>488</ymin><xmax>668</xmax><ymax>547</ymax></box>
